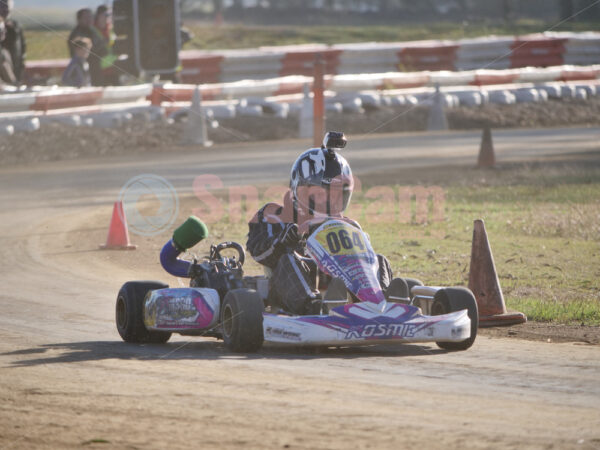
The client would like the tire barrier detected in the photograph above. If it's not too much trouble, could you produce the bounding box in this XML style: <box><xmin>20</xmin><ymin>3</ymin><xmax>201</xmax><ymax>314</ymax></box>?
<box><xmin>0</xmin><ymin>101</ymin><xmax>164</xmax><ymax>130</ymax></box>
<box><xmin>146</xmin><ymin>64</ymin><xmax>600</xmax><ymax>106</ymax></box>
<box><xmin>1</xmin><ymin>67</ymin><xmax>598</xmax><ymax>133</ymax></box>
<box><xmin>166</xmin><ymin>78</ymin><xmax>599</xmax><ymax>120</ymax></box>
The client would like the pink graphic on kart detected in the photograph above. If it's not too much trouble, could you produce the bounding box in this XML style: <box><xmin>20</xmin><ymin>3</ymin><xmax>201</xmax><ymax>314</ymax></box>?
<box><xmin>308</xmin><ymin>231</ymin><xmax>386</xmax><ymax>305</ymax></box>
<box><xmin>295</xmin><ymin>302</ymin><xmax>435</xmax><ymax>341</ymax></box>
<box><xmin>192</xmin><ymin>295</ymin><xmax>216</xmax><ymax>328</ymax></box>
<box><xmin>151</xmin><ymin>289</ymin><xmax>216</xmax><ymax>329</ymax></box>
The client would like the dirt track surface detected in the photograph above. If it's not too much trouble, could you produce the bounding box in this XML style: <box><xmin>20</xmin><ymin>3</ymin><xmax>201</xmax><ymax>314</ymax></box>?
<box><xmin>1</xmin><ymin>129</ymin><xmax>600</xmax><ymax>449</ymax></box>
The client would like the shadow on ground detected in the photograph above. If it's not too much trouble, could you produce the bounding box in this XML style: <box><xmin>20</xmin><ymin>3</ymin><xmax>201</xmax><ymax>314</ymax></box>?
<box><xmin>1</xmin><ymin>339</ymin><xmax>446</xmax><ymax>367</ymax></box>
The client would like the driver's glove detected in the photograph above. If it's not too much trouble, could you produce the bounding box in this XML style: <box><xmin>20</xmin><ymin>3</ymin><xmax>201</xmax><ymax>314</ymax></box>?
<box><xmin>277</xmin><ymin>223</ymin><xmax>301</xmax><ymax>248</ymax></box>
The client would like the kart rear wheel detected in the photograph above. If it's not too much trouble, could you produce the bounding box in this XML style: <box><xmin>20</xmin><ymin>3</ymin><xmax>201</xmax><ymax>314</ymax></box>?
<box><xmin>404</xmin><ymin>278</ymin><xmax>424</xmax><ymax>298</ymax></box>
<box><xmin>432</xmin><ymin>287</ymin><xmax>478</xmax><ymax>351</ymax></box>
<box><xmin>221</xmin><ymin>289</ymin><xmax>264</xmax><ymax>352</ymax></box>
<box><xmin>116</xmin><ymin>281</ymin><xmax>172</xmax><ymax>344</ymax></box>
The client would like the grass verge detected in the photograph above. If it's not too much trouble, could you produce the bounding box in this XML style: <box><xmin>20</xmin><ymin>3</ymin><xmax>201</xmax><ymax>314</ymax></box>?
<box><xmin>352</xmin><ymin>159</ymin><xmax>600</xmax><ymax>325</ymax></box>
<box><xmin>24</xmin><ymin>20</ymin><xmax>599</xmax><ymax>61</ymax></box>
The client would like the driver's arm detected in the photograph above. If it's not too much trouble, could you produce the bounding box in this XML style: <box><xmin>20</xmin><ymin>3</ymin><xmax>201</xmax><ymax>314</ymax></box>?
<box><xmin>247</xmin><ymin>204</ymin><xmax>287</xmax><ymax>269</ymax></box>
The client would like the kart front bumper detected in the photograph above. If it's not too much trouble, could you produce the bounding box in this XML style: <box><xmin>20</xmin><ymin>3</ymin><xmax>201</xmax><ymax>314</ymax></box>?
<box><xmin>263</xmin><ymin>302</ymin><xmax>471</xmax><ymax>346</ymax></box>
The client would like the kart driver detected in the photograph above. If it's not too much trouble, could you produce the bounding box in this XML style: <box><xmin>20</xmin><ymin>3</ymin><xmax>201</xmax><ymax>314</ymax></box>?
<box><xmin>247</xmin><ymin>131</ymin><xmax>393</xmax><ymax>315</ymax></box>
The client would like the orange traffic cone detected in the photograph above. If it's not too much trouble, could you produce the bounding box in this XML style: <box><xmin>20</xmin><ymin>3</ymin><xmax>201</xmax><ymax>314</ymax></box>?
<box><xmin>99</xmin><ymin>201</ymin><xmax>137</xmax><ymax>250</ymax></box>
<box><xmin>468</xmin><ymin>219</ymin><xmax>526</xmax><ymax>327</ymax></box>
<box><xmin>477</xmin><ymin>126</ymin><xmax>496</xmax><ymax>168</ymax></box>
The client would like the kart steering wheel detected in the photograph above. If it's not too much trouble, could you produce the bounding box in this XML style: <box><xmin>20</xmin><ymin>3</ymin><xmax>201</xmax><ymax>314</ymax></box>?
<box><xmin>212</xmin><ymin>241</ymin><xmax>245</xmax><ymax>266</ymax></box>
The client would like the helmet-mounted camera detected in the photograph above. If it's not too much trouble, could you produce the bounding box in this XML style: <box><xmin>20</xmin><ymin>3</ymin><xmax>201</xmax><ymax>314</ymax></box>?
<box><xmin>322</xmin><ymin>131</ymin><xmax>347</xmax><ymax>155</ymax></box>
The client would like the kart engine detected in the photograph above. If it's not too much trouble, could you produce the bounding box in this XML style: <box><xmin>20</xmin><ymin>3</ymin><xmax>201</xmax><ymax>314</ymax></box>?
<box><xmin>188</xmin><ymin>241</ymin><xmax>246</xmax><ymax>300</ymax></box>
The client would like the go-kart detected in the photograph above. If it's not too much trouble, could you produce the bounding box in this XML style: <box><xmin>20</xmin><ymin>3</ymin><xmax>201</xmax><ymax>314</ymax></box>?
<box><xmin>115</xmin><ymin>216</ymin><xmax>478</xmax><ymax>352</ymax></box>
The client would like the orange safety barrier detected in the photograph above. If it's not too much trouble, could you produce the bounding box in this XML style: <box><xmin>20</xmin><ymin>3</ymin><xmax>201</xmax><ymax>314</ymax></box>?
<box><xmin>472</xmin><ymin>72</ymin><xmax>519</xmax><ymax>86</ymax></box>
<box><xmin>32</xmin><ymin>89</ymin><xmax>104</xmax><ymax>112</ymax></box>
<box><xmin>279</xmin><ymin>49</ymin><xmax>341</xmax><ymax>77</ymax></box>
<box><xmin>274</xmin><ymin>80</ymin><xmax>311</xmax><ymax>96</ymax></box>
<box><xmin>559</xmin><ymin>67</ymin><xmax>600</xmax><ymax>81</ymax></box>
<box><xmin>179</xmin><ymin>54</ymin><xmax>224</xmax><ymax>84</ymax></box>
<box><xmin>151</xmin><ymin>85</ymin><xmax>223</xmax><ymax>104</ymax></box>
<box><xmin>510</xmin><ymin>37</ymin><xmax>566</xmax><ymax>68</ymax></box>
<box><xmin>398</xmin><ymin>44</ymin><xmax>459</xmax><ymax>71</ymax></box>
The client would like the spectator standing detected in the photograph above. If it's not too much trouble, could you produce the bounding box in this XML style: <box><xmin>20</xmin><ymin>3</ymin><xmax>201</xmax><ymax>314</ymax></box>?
<box><xmin>62</xmin><ymin>37</ymin><xmax>91</xmax><ymax>87</ymax></box>
<box><xmin>68</xmin><ymin>8</ymin><xmax>105</xmax><ymax>86</ymax></box>
<box><xmin>94</xmin><ymin>5</ymin><xmax>111</xmax><ymax>41</ymax></box>
<box><xmin>0</xmin><ymin>0</ymin><xmax>26</xmax><ymax>84</ymax></box>
<box><xmin>67</xmin><ymin>9</ymin><xmax>95</xmax><ymax>57</ymax></box>
<box><xmin>0</xmin><ymin>15</ymin><xmax>17</xmax><ymax>85</ymax></box>
<box><xmin>88</xmin><ymin>6</ymin><xmax>109</xmax><ymax>86</ymax></box>
<box><xmin>94</xmin><ymin>5</ymin><xmax>118</xmax><ymax>85</ymax></box>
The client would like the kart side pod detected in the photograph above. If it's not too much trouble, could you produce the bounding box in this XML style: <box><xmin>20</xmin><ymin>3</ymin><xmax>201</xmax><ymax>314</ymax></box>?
<box><xmin>144</xmin><ymin>287</ymin><xmax>220</xmax><ymax>332</ymax></box>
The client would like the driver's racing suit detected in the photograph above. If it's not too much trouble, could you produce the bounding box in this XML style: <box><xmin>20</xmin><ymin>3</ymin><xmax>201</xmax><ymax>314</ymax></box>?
<box><xmin>246</xmin><ymin>197</ymin><xmax>393</xmax><ymax>315</ymax></box>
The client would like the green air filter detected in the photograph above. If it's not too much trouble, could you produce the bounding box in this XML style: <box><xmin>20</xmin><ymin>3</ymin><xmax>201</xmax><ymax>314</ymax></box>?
<box><xmin>172</xmin><ymin>216</ymin><xmax>208</xmax><ymax>251</ymax></box>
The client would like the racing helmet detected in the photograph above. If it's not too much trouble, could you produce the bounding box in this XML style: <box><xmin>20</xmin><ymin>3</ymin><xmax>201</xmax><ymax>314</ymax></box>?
<box><xmin>290</xmin><ymin>131</ymin><xmax>353</xmax><ymax>216</ymax></box>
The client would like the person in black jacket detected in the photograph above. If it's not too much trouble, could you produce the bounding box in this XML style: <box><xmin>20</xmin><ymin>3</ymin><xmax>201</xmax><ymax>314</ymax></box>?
<box><xmin>0</xmin><ymin>0</ymin><xmax>25</xmax><ymax>84</ymax></box>
<box><xmin>68</xmin><ymin>8</ymin><xmax>106</xmax><ymax>86</ymax></box>
<box><xmin>68</xmin><ymin>9</ymin><xmax>95</xmax><ymax>57</ymax></box>
<box><xmin>0</xmin><ymin>16</ymin><xmax>16</xmax><ymax>85</ymax></box>
<box><xmin>246</xmin><ymin>132</ymin><xmax>393</xmax><ymax>315</ymax></box>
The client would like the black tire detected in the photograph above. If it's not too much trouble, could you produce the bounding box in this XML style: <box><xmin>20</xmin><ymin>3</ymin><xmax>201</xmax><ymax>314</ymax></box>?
<box><xmin>115</xmin><ymin>281</ymin><xmax>172</xmax><ymax>344</ymax></box>
<box><xmin>404</xmin><ymin>278</ymin><xmax>424</xmax><ymax>299</ymax></box>
<box><xmin>385</xmin><ymin>278</ymin><xmax>409</xmax><ymax>302</ymax></box>
<box><xmin>221</xmin><ymin>289</ymin><xmax>264</xmax><ymax>352</ymax></box>
<box><xmin>431</xmin><ymin>287</ymin><xmax>478</xmax><ymax>351</ymax></box>
<box><xmin>386</xmin><ymin>277</ymin><xmax>424</xmax><ymax>303</ymax></box>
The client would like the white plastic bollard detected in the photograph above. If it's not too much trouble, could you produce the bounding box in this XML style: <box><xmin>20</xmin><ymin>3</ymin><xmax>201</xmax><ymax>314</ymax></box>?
<box><xmin>427</xmin><ymin>84</ymin><xmax>448</xmax><ymax>131</ymax></box>
<box><xmin>299</xmin><ymin>83</ymin><xmax>313</xmax><ymax>139</ymax></box>
<box><xmin>183</xmin><ymin>86</ymin><xmax>213</xmax><ymax>147</ymax></box>
<box><xmin>0</xmin><ymin>124</ymin><xmax>15</xmax><ymax>136</ymax></box>
<box><xmin>12</xmin><ymin>117</ymin><xmax>40</xmax><ymax>132</ymax></box>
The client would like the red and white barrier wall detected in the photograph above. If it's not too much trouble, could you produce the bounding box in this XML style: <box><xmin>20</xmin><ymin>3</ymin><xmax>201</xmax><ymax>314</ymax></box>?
<box><xmin>153</xmin><ymin>64</ymin><xmax>600</xmax><ymax>104</ymax></box>
<box><xmin>2</xmin><ymin>64</ymin><xmax>599</xmax><ymax>117</ymax></box>
<box><xmin>0</xmin><ymin>84</ymin><xmax>152</xmax><ymax>113</ymax></box>
<box><xmin>0</xmin><ymin>84</ymin><xmax>155</xmax><ymax>134</ymax></box>
<box><xmin>22</xmin><ymin>32</ymin><xmax>600</xmax><ymax>85</ymax></box>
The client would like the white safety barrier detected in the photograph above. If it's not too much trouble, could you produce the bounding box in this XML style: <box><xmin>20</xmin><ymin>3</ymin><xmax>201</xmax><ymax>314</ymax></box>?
<box><xmin>0</xmin><ymin>101</ymin><xmax>164</xmax><ymax>130</ymax></box>
<box><xmin>0</xmin><ymin>84</ymin><xmax>153</xmax><ymax>114</ymax></box>
<box><xmin>2</xmin><ymin>67</ymin><xmax>599</xmax><ymax>134</ymax></box>
<box><xmin>150</xmin><ymin>64</ymin><xmax>600</xmax><ymax>106</ymax></box>
<box><xmin>4</xmin><ymin>65</ymin><xmax>598</xmax><ymax>116</ymax></box>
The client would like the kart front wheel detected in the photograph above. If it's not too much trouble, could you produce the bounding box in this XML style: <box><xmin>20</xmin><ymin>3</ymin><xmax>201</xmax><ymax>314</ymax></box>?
<box><xmin>404</xmin><ymin>278</ymin><xmax>424</xmax><ymax>298</ymax></box>
<box><xmin>116</xmin><ymin>281</ymin><xmax>172</xmax><ymax>344</ymax></box>
<box><xmin>432</xmin><ymin>287</ymin><xmax>478</xmax><ymax>351</ymax></box>
<box><xmin>221</xmin><ymin>289</ymin><xmax>264</xmax><ymax>353</ymax></box>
